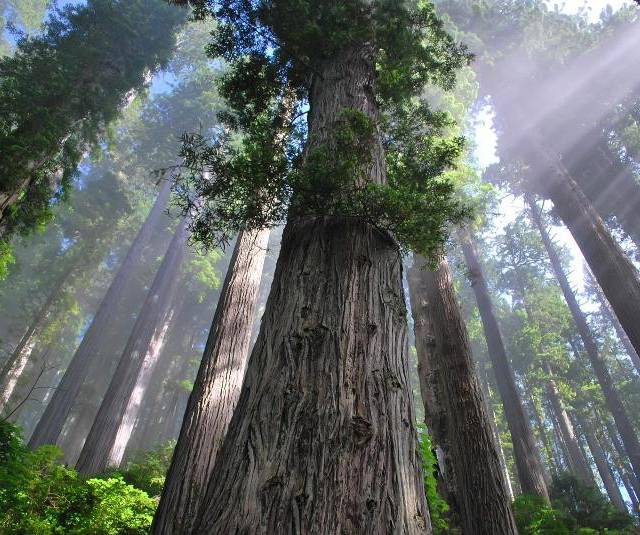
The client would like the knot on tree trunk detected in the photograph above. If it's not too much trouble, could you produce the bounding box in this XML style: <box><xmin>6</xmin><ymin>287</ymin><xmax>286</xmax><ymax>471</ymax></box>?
<box><xmin>351</xmin><ymin>415</ymin><xmax>373</xmax><ymax>447</ymax></box>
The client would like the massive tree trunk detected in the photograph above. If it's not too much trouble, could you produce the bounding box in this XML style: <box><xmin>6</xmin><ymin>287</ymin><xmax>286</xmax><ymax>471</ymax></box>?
<box><xmin>460</xmin><ymin>229</ymin><xmax>550</xmax><ymax>501</ymax></box>
<box><xmin>544</xmin><ymin>367</ymin><xmax>595</xmax><ymax>485</ymax></box>
<box><xmin>574</xmin><ymin>412</ymin><xmax>627</xmax><ymax>512</ymax></box>
<box><xmin>0</xmin><ymin>262</ymin><xmax>75</xmax><ymax>413</ymax></box>
<box><xmin>540</xmin><ymin>163</ymin><xmax>640</xmax><ymax>360</ymax></box>
<box><xmin>29</xmin><ymin>181</ymin><xmax>171</xmax><ymax>449</ymax></box>
<box><xmin>408</xmin><ymin>254</ymin><xmax>517</xmax><ymax>533</ymax></box>
<box><xmin>528</xmin><ymin>196</ymin><xmax>640</xmax><ymax>483</ymax></box>
<box><xmin>153</xmin><ymin>228</ymin><xmax>270</xmax><ymax>535</ymax></box>
<box><xmin>191</xmin><ymin>46</ymin><xmax>429</xmax><ymax>534</ymax></box>
<box><xmin>76</xmin><ymin>219</ymin><xmax>187</xmax><ymax>475</ymax></box>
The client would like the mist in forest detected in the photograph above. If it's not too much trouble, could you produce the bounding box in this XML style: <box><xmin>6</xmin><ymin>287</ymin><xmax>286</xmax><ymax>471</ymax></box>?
<box><xmin>1</xmin><ymin>0</ymin><xmax>640</xmax><ymax>533</ymax></box>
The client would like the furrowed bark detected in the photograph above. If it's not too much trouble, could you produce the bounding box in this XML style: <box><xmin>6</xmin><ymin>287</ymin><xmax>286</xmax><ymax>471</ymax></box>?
<box><xmin>192</xmin><ymin>44</ymin><xmax>429</xmax><ymax>534</ymax></box>
<box><xmin>76</xmin><ymin>219</ymin><xmax>187</xmax><ymax>474</ymax></box>
<box><xmin>408</xmin><ymin>254</ymin><xmax>517</xmax><ymax>534</ymax></box>
<box><xmin>29</xmin><ymin>181</ymin><xmax>171</xmax><ymax>449</ymax></box>
<box><xmin>528</xmin><ymin>196</ymin><xmax>640</xmax><ymax>485</ymax></box>
<box><xmin>152</xmin><ymin>228</ymin><xmax>270</xmax><ymax>535</ymax></box>
<box><xmin>460</xmin><ymin>229</ymin><xmax>550</xmax><ymax>501</ymax></box>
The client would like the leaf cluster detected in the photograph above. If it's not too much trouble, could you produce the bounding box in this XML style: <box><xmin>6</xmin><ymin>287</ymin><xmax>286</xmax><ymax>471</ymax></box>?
<box><xmin>168</xmin><ymin>0</ymin><xmax>471</xmax><ymax>258</ymax></box>
<box><xmin>0</xmin><ymin>420</ymin><xmax>157</xmax><ymax>534</ymax></box>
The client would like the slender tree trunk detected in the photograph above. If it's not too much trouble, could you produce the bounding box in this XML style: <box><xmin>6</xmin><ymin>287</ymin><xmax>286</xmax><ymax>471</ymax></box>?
<box><xmin>408</xmin><ymin>254</ymin><xmax>517</xmax><ymax>533</ymax></box>
<box><xmin>29</xmin><ymin>181</ymin><xmax>171</xmax><ymax>449</ymax></box>
<box><xmin>0</xmin><ymin>263</ymin><xmax>74</xmax><ymax>413</ymax></box>
<box><xmin>526</xmin><ymin>391</ymin><xmax>559</xmax><ymax>479</ymax></box>
<box><xmin>528</xmin><ymin>196</ymin><xmax>640</xmax><ymax>483</ymax></box>
<box><xmin>460</xmin><ymin>229</ymin><xmax>550</xmax><ymax>501</ymax></box>
<box><xmin>575</xmin><ymin>412</ymin><xmax>627</xmax><ymax>512</ymax></box>
<box><xmin>544</xmin><ymin>367</ymin><xmax>594</xmax><ymax>485</ymax></box>
<box><xmin>605</xmin><ymin>418</ymin><xmax>640</xmax><ymax>495</ymax></box>
<box><xmin>153</xmin><ymin>228</ymin><xmax>270</xmax><ymax>534</ymax></box>
<box><xmin>189</xmin><ymin>43</ymin><xmax>429</xmax><ymax>533</ymax></box>
<box><xmin>76</xmin><ymin>219</ymin><xmax>187</xmax><ymax>474</ymax></box>
<box><xmin>540</xmin><ymin>163</ymin><xmax>640</xmax><ymax>359</ymax></box>
<box><xmin>108</xmin><ymin>306</ymin><xmax>177</xmax><ymax>467</ymax></box>
<box><xmin>477</xmin><ymin>358</ymin><xmax>515</xmax><ymax>501</ymax></box>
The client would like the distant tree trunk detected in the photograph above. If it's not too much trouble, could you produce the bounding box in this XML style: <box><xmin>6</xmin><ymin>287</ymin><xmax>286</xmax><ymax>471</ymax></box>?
<box><xmin>107</xmin><ymin>305</ymin><xmax>177</xmax><ymax>467</ymax></box>
<box><xmin>525</xmin><ymin>391</ymin><xmax>558</xmax><ymax>479</ymax></box>
<box><xmin>544</xmin><ymin>366</ymin><xmax>595</xmax><ymax>485</ymax></box>
<box><xmin>459</xmin><ymin>229</ymin><xmax>550</xmax><ymax>501</ymax></box>
<box><xmin>477</xmin><ymin>358</ymin><xmax>515</xmax><ymax>500</ymax></box>
<box><xmin>76</xmin><ymin>219</ymin><xmax>187</xmax><ymax>475</ymax></box>
<box><xmin>0</xmin><ymin>264</ymin><xmax>74</xmax><ymax>413</ymax></box>
<box><xmin>408</xmin><ymin>254</ymin><xmax>517</xmax><ymax>533</ymax></box>
<box><xmin>528</xmin><ymin>196</ymin><xmax>640</xmax><ymax>483</ymax></box>
<box><xmin>605</xmin><ymin>418</ymin><xmax>640</xmax><ymax>495</ymax></box>
<box><xmin>29</xmin><ymin>181</ymin><xmax>171</xmax><ymax>449</ymax></box>
<box><xmin>575</xmin><ymin>412</ymin><xmax>627</xmax><ymax>512</ymax></box>
<box><xmin>589</xmin><ymin>272</ymin><xmax>640</xmax><ymax>375</ymax></box>
<box><xmin>153</xmin><ymin>228</ymin><xmax>270</xmax><ymax>535</ymax></box>
<box><xmin>541</xmin><ymin>165</ymin><xmax>640</xmax><ymax>360</ymax></box>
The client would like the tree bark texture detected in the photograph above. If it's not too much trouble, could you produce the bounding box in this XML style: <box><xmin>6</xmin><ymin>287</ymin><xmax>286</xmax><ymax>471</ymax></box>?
<box><xmin>29</xmin><ymin>181</ymin><xmax>171</xmax><ymax>449</ymax></box>
<box><xmin>153</xmin><ymin>228</ymin><xmax>270</xmax><ymax>535</ymax></box>
<box><xmin>528</xmin><ymin>197</ymin><xmax>640</xmax><ymax>485</ymax></box>
<box><xmin>408</xmin><ymin>254</ymin><xmax>517</xmax><ymax>534</ymax></box>
<box><xmin>190</xmin><ymin>42</ymin><xmax>430</xmax><ymax>534</ymax></box>
<box><xmin>460</xmin><ymin>229</ymin><xmax>550</xmax><ymax>501</ymax></box>
<box><xmin>191</xmin><ymin>218</ymin><xmax>429</xmax><ymax>534</ymax></box>
<box><xmin>76</xmin><ymin>218</ymin><xmax>187</xmax><ymax>474</ymax></box>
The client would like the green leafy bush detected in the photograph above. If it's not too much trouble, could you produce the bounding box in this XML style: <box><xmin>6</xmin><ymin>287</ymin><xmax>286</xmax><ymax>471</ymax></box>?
<box><xmin>513</xmin><ymin>473</ymin><xmax>636</xmax><ymax>534</ymax></box>
<box><xmin>114</xmin><ymin>441</ymin><xmax>176</xmax><ymax>498</ymax></box>
<box><xmin>0</xmin><ymin>420</ymin><xmax>159</xmax><ymax>534</ymax></box>
<box><xmin>417</xmin><ymin>423</ymin><xmax>451</xmax><ymax>533</ymax></box>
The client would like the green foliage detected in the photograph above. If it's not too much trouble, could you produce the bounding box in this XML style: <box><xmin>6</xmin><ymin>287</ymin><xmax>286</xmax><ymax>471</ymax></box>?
<box><xmin>0</xmin><ymin>420</ymin><xmax>158</xmax><ymax>534</ymax></box>
<box><xmin>512</xmin><ymin>474</ymin><xmax>637</xmax><ymax>534</ymax></box>
<box><xmin>550</xmin><ymin>473</ymin><xmax>635</xmax><ymax>533</ymax></box>
<box><xmin>417</xmin><ymin>423</ymin><xmax>450</xmax><ymax>533</ymax></box>
<box><xmin>0</xmin><ymin>0</ymin><xmax>186</xmax><ymax>243</ymax></box>
<box><xmin>0</xmin><ymin>238</ymin><xmax>14</xmax><ymax>279</ymax></box>
<box><xmin>513</xmin><ymin>494</ymin><xmax>573</xmax><ymax>534</ymax></box>
<box><xmin>169</xmin><ymin>0</ymin><xmax>471</xmax><ymax>260</ymax></box>
<box><xmin>115</xmin><ymin>441</ymin><xmax>176</xmax><ymax>497</ymax></box>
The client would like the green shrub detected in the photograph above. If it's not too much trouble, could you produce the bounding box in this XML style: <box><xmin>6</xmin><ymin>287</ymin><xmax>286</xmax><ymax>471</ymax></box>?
<box><xmin>0</xmin><ymin>420</ymin><xmax>160</xmax><ymax>534</ymax></box>
<box><xmin>417</xmin><ymin>423</ymin><xmax>451</xmax><ymax>533</ymax></box>
<box><xmin>114</xmin><ymin>441</ymin><xmax>176</xmax><ymax>498</ymax></box>
<box><xmin>513</xmin><ymin>473</ymin><xmax>637</xmax><ymax>534</ymax></box>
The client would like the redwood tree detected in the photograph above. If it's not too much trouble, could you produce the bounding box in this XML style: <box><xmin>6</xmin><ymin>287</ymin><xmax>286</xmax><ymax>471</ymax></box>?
<box><xmin>408</xmin><ymin>254</ymin><xmax>517</xmax><ymax>533</ymax></box>
<box><xmin>164</xmin><ymin>0</ymin><xmax>470</xmax><ymax>532</ymax></box>
<box><xmin>459</xmin><ymin>229</ymin><xmax>550</xmax><ymax>501</ymax></box>
<box><xmin>29</xmin><ymin>181</ymin><xmax>171</xmax><ymax>449</ymax></box>
<box><xmin>76</xmin><ymin>220</ymin><xmax>188</xmax><ymax>475</ymax></box>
